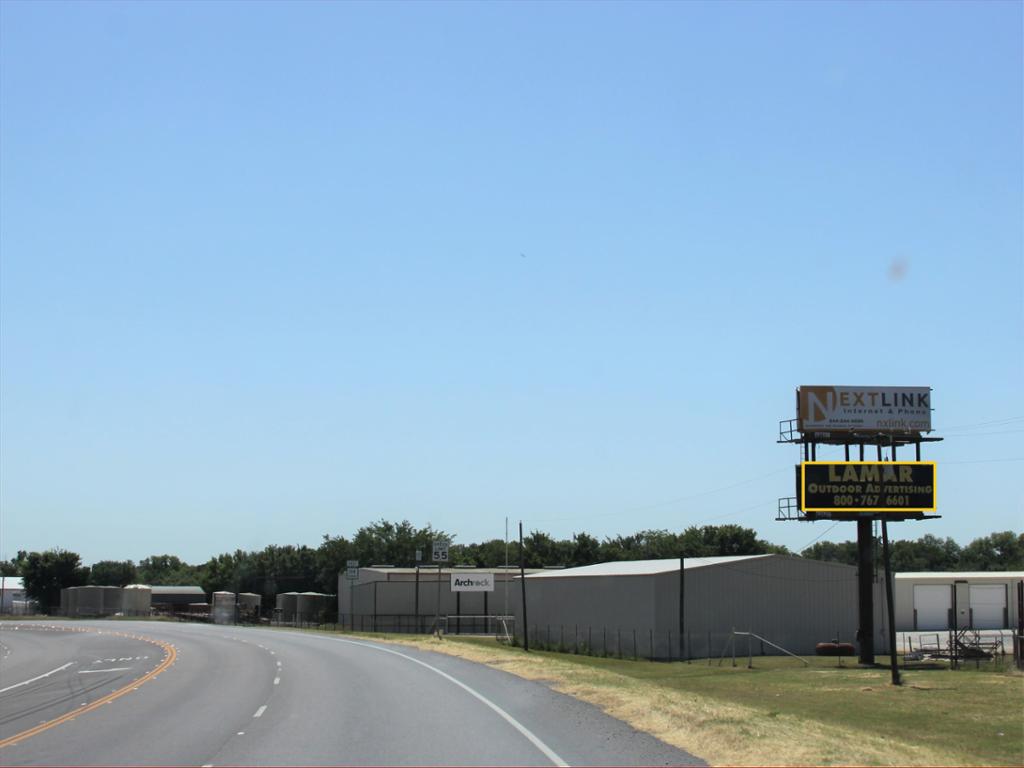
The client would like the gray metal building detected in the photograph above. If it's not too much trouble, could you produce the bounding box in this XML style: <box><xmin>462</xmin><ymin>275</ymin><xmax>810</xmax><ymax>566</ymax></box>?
<box><xmin>513</xmin><ymin>555</ymin><xmax>888</xmax><ymax>657</ymax></box>
<box><xmin>150</xmin><ymin>585</ymin><xmax>207</xmax><ymax>613</ymax></box>
<box><xmin>338</xmin><ymin>567</ymin><xmax>541</xmax><ymax>632</ymax></box>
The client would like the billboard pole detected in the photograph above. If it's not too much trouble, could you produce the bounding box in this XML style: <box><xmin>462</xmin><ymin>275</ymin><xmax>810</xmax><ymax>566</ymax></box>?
<box><xmin>856</xmin><ymin>527</ymin><xmax>875</xmax><ymax>664</ymax></box>
<box><xmin>881</xmin><ymin>519</ymin><xmax>901</xmax><ymax>685</ymax></box>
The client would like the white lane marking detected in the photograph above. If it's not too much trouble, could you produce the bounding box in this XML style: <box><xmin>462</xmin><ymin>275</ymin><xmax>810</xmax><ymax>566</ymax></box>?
<box><xmin>78</xmin><ymin>667</ymin><xmax>132</xmax><ymax>674</ymax></box>
<box><xmin>0</xmin><ymin>662</ymin><xmax>74</xmax><ymax>693</ymax></box>
<box><xmin>328</xmin><ymin>638</ymin><xmax>568</xmax><ymax>768</ymax></box>
<box><xmin>276</xmin><ymin>661</ymin><xmax>282</xmax><ymax>668</ymax></box>
<box><xmin>273</xmin><ymin>676</ymin><xmax>281</xmax><ymax>685</ymax></box>
<box><xmin>253</xmin><ymin>705</ymin><xmax>267</xmax><ymax>718</ymax></box>
<box><xmin>237</xmin><ymin>731</ymin><xmax>245</xmax><ymax>736</ymax></box>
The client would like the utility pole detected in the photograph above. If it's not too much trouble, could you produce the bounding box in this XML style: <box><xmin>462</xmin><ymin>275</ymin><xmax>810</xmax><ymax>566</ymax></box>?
<box><xmin>678</xmin><ymin>556</ymin><xmax>685</xmax><ymax>661</ymax></box>
<box><xmin>519</xmin><ymin>521</ymin><xmax>529</xmax><ymax>651</ymax></box>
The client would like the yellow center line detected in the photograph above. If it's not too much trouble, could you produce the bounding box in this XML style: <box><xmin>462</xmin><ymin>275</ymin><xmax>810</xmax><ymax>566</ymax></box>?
<box><xmin>0</xmin><ymin>626</ymin><xmax>178</xmax><ymax>750</ymax></box>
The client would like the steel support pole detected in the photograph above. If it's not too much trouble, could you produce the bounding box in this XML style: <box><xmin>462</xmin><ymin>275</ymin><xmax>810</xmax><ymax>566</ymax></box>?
<box><xmin>881</xmin><ymin>520</ymin><xmax>901</xmax><ymax>685</ymax></box>
<box><xmin>857</xmin><ymin>518</ymin><xmax>875</xmax><ymax>665</ymax></box>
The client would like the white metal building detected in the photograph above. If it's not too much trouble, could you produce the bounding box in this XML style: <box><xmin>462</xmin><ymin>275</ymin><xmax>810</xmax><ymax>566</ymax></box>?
<box><xmin>0</xmin><ymin>576</ymin><xmax>27</xmax><ymax>614</ymax></box>
<box><xmin>512</xmin><ymin>555</ymin><xmax>888</xmax><ymax>657</ymax></box>
<box><xmin>894</xmin><ymin>572</ymin><xmax>1023</xmax><ymax>631</ymax></box>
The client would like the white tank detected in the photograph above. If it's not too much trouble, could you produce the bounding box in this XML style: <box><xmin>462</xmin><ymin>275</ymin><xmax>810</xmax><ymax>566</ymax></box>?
<box><xmin>122</xmin><ymin>585</ymin><xmax>152</xmax><ymax>616</ymax></box>
<box><xmin>211</xmin><ymin>591</ymin><xmax>236</xmax><ymax>624</ymax></box>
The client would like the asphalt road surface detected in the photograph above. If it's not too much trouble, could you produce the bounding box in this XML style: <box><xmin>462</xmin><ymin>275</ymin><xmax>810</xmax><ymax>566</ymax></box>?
<box><xmin>0</xmin><ymin>621</ymin><xmax>704</xmax><ymax>766</ymax></box>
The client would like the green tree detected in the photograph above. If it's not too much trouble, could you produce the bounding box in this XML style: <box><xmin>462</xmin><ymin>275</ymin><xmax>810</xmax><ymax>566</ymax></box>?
<box><xmin>890</xmin><ymin>534</ymin><xmax>961</xmax><ymax>571</ymax></box>
<box><xmin>521</xmin><ymin>531</ymin><xmax>573</xmax><ymax>568</ymax></box>
<box><xmin>801</xmin><ymin>540</ymin><xmax>859</xmax><ymax>565</ymax></box>
<box><xmin>137</xmin><ymin>554</ymin><xmax>201</xmax><ymax>585</ymax></box>
<box><xmin>316</xmin><ymin>535</ymin><xmax>353</xmax><ymax>593</ymax></box>
<box><xmin>570</xmin><ymin>532</ymin><xmax>601</xmax><ymax>567</ymax></box>
<box><xmin>960</xmin><ymin>531</ymin><xmax>1024</xmax><ymax>571</ymax></box>
<box><xmin>88</xmin><ymin>560</ymin><xmax>138</xmax><ymax>586</ymax></box>
<box><xmin>20</xmin><ymin>549</ymin><xmax>89</xmax><ymax>610</ymax></box>
<box><xmin>351</xmin><ymin>520</ymin><xmax>450</xmax><ymax>568</ymax></box>
<box><xmin>0</xmin><ymin>551</ymin><xmax>27</xmax><ymax>577</ymax></box>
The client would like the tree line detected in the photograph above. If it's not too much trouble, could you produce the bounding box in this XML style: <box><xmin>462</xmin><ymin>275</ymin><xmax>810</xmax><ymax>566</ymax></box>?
<box><xmin>3</xmin><ymin>522</ymin><xmax>1020</xmax><ymax>610</ymax></box>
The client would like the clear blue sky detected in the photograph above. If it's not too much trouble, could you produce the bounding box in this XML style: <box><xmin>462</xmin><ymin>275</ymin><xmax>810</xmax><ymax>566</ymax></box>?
<box><xmin>1</xmin><ymin>1</ymin><xmax>1021</xmax><ymax>567</ymax></box>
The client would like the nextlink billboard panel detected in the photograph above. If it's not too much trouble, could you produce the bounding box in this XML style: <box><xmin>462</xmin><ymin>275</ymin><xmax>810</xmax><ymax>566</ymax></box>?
<box><xmin>450</xmin><ymin>573</ymin><xmax>495</xmax><ymax>592</ymax></box>
<box><xmin>797</xmin><ymin>386</ymin><xmax>931</xmax><ymax>434</ymax></box>
<box><xmin>800</xmin><ymin>461</ymin><xmax>936</xmax><ymax>512</ymax></box>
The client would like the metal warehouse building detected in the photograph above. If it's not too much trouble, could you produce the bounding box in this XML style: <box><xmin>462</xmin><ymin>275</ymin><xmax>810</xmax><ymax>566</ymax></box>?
<box><xmin>339</xmin><ymin>567</ymin><xmax>542</xmax><ymax>633</ymax></box>
<box><xmin>513</xmin><ymin>555</ymin><xmax>887</xmax><ymax>658</ymax></box>
<box><xmin>894</xmin><ymin>572</ymin><xmax>1023</xmax><ymax>631</ymax></box>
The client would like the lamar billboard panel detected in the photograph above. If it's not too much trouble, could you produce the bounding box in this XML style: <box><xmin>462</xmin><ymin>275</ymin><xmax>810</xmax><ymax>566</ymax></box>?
<box><xmin>797</xmin><ymin>386</ymin><xmax>931</xmax><ymax>434</ymax></box>
<box><xmin>800</xmin><ymin>461</ymin><xmax>936</xmax><ymax>513</ymax></box>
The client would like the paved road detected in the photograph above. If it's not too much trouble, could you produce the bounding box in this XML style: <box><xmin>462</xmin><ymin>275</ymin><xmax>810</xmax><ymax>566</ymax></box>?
<box><xmin>0</xmin><ymin>621</ymin><xmax>703</xmax><ymax>766</ymax></box>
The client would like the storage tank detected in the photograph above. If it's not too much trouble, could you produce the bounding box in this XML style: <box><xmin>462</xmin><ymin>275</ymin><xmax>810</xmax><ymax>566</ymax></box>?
<box><xmin>122</xmin><ymin>585</ymin><xmax>152</xmax><ymax>616</ymax></box>
<box><xmin>276</xmin><ymin>592</ymin><xmax>299</xmax><ymax>623</ymax></box>
<box><xmin>237</xmin><ymin>592</ymin><xmax>262</xmax><ymax>621</ymax></box>
<box><xmin>63</xmin><ymin>587</ymin><xmax>77</xmax><ymax>616</ymax></box>
<box><xmin>211</xmin><ymin>591</ymin><xmax>236</xmax><ymax>624</ymax></box>
<box><xmin>295</xmin><ymin>592</ymin><xmax>334</xmax><ymax>624</ymax></box>
<box><xmin>71</xmin><ymin>586</ymin><xmax>122</xmax><ymax>616</ymax></box>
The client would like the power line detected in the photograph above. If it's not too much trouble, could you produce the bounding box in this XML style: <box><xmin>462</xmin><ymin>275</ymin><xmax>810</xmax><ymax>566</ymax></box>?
<box><xmin>797</xmin><ymin>521</ymin><xmax>841</xmax><ymax>553</ymax></box>
<box><xmin>941</xmin><ymin>457</ymin><xmax>1024</xmax><ymax>465</ymax></box>
<box><xmin>940</xmin><ymin>416</ymin><xmax>1024</xmax><ymax>432</ymax></box>
<box><xmin>942</xmin><ymin>429</ymin><xmax>1024</xmax><ymax>438</ymax></box>
<box><xmin>526</xmin><ymin>467</ymin><xmax>790</xmax><ymax>525</ymax></box>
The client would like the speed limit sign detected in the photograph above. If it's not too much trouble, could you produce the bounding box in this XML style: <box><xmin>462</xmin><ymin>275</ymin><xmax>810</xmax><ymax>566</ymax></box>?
<box><xmin>432</xmin><ymin>539</ymin><xmax>450</xmax><ymax>562</ymax></box>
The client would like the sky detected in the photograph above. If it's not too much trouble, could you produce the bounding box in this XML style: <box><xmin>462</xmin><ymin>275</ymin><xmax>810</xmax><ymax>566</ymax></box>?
<box><xmin>1</xmin><ymin>1</ymin><xmax>1021</xmax><ymax>567</ymax></box>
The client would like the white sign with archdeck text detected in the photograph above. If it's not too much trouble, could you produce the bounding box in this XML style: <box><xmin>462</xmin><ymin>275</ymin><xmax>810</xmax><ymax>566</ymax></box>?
<box><xmin>450</xmin><ymin>573</ymin><xmax>494</xmax><ymax>592</ymax></box>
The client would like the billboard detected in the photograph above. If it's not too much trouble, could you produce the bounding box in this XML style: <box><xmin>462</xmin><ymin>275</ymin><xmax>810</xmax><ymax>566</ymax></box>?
<box><xmin>797</xmin><ymin>386</ymin><xmax>931</xmax><ymax>434</ymax></box>
<box><xmin>450</xmin><ymin>573</ymin><xmax>494</xmax><ymax>592</ymax></box>
<box><xmin>800</xmin><ymin>461</ymin><xmax>936</xmax><ymax>513</ymax></box>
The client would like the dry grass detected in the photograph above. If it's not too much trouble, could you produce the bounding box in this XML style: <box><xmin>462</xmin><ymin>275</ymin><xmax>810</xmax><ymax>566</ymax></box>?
<box><xmin>368</xmin><ymin>634</ymin><xmax>1022</xmax><ymax>767</ymax></box>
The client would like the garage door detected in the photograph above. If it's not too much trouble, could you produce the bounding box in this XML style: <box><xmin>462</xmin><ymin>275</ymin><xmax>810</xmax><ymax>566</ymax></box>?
<box><xmin>969</xmin><ymin>585</ymin><xmax>1006</xmax><ymax>629</ymax></box>
<box><xmin>913</xmin><ymin>585</ymin><xmax>951</xmax><ymax>630</ymax></box>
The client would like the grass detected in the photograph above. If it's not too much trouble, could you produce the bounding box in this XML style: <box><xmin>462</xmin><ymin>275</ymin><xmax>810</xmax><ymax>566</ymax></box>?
<box><xmin>352</xmin><ymin>632</ymin><xmax>1024</xmax><ymax>767</ymax></box>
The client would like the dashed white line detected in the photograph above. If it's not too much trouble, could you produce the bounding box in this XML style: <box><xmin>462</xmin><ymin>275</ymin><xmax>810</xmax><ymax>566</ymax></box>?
<box><xmin>78</xmin><ymin>667</ymin><xmax>132</xmax><ymax>674</ymax></box>
<box><xmin>253</xmin><ymin>705</ymin><xmax>267</xmax><ymax>718</ymax></box>
<box><xmin>273</xmin><ymin>676</ymin><xmax>281</xmax><ymax>685</ymax></box>
<box><xmin>0</xmin><ymin>662</ymin><xmax>74</xmax><ymax>693</ymax></box>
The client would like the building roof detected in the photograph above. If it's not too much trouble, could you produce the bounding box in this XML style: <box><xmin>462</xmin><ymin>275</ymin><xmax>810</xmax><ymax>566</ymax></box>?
<box><xmin>895</xmin><ymin>572</ymin><xmax>1024</xmax><ymax>581</ymax></box>
<box><xmin>150</xmin><ymin>585</ymin><xmax>206</xmax><ymax>595</ymax></box>
<box><xmin>524</xmin><ymin>555</ymin><xmax>773</xmax><ymax>578</ymax></box>
<box><xmin>357</xmin><ymin>567</ymin><xmax>547</xmax><ymax>575</ymax></box>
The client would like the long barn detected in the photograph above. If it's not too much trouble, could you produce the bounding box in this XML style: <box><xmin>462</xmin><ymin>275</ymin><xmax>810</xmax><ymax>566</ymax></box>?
<box><xmin>512</xmin><ymin>555</ymin><xmax>887</xmax><ymax>658</ymax></box>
